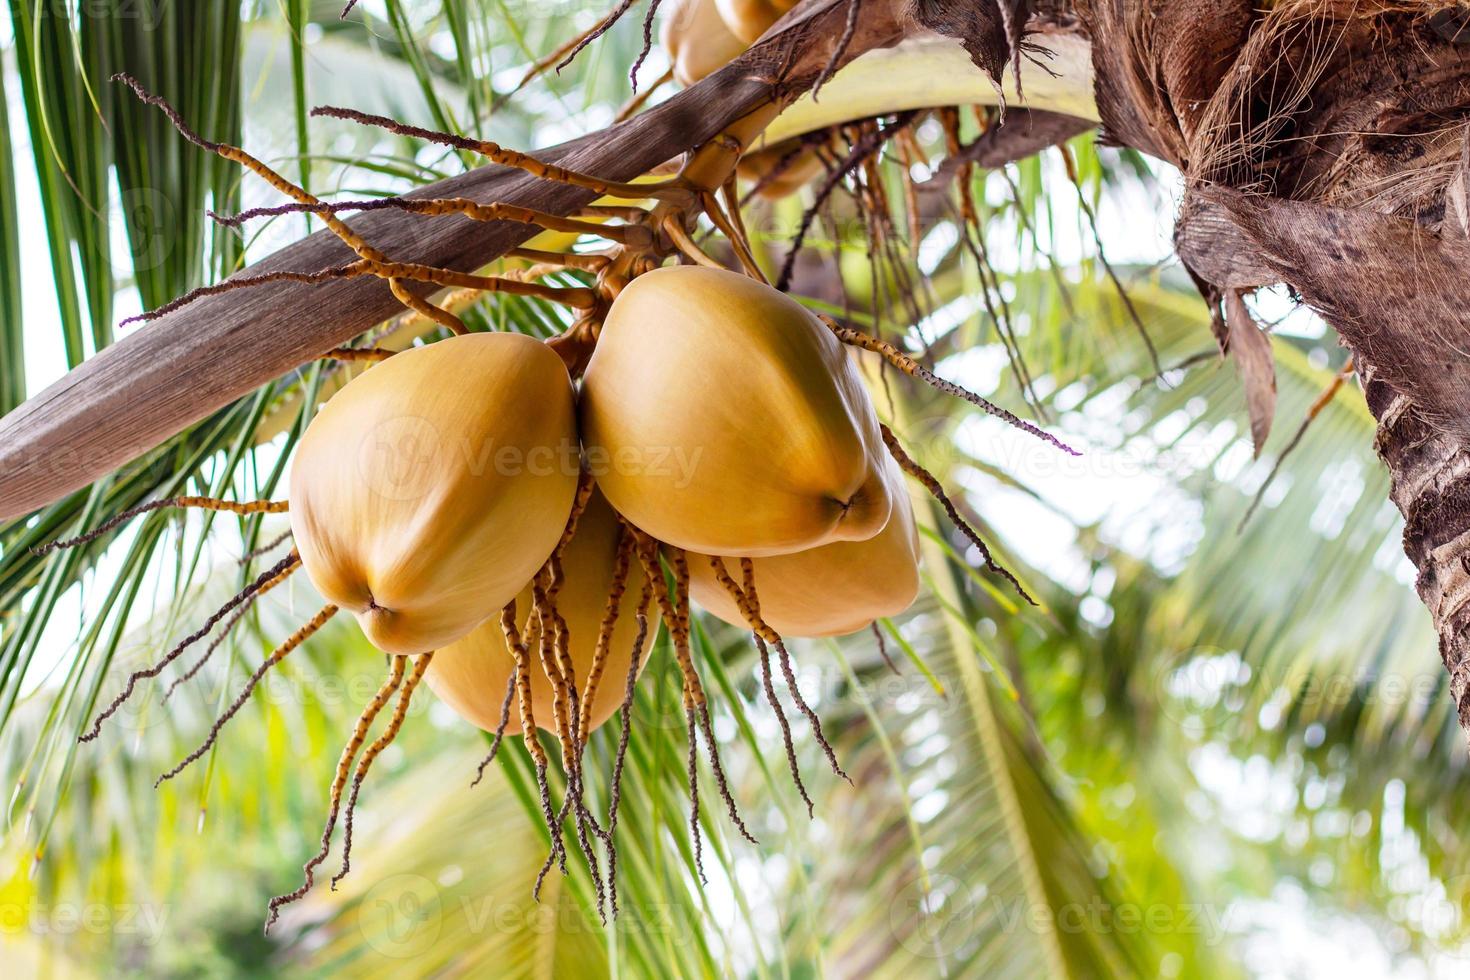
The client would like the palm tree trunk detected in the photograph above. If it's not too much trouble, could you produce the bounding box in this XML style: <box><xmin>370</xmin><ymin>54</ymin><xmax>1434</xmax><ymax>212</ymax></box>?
<box><xmin>1078</xmin><ymin>0</ymin><xmax>1470</xmax><ymax>742</ymax></box>
<box><xmin>1368</xmin><ymin>370</ymin><xmax>1470</xmax><ymax>733</ymax></box>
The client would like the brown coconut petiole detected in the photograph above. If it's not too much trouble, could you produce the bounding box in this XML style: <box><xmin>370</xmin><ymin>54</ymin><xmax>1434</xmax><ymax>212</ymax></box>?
<box><xmin>155</xmin><ymin>603</ymin><xmax>337</xmax><ymax>787</ymax></box>
<box><xmin>333</xmin><ymin>652</ymin><xmax>433</xmax><ymax>889</ymax></box>
<box><xmin>77</xmin><ymin>550</ymin><xmax>300</xmax><ymax>742</ymax></box>
<box><xmin>265</xmin><ymin>652</ymin><xmax>405</xmax><ymax>932</ymax></box>
<box><xmin>879</xmin><ymin>424</ymin><xmax>1036</xmax><ymax>605</ymax></box>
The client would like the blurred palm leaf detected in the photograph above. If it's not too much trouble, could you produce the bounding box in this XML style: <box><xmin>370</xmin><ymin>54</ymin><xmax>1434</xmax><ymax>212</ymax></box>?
<box><xmin>0</xmin><ymin>50</ymin><xmax>22</xmax><ymax>413</ymax></box>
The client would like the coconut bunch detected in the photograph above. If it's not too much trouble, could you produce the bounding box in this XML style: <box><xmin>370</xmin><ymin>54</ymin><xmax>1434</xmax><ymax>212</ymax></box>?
<box><xmin>44</xmin><ymin>73</ymin><xmax>1073</xmax><ymax>928</ymax></box>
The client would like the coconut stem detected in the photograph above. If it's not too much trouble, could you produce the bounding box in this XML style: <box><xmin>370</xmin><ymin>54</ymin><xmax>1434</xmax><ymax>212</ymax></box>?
<box><xmin>310</xmin><ymin>103</ymin><xmax>673</xmax><ymax>202</ymax></box>
<box><xmin>156</xmin><ymin>602</ymin><xmax>337</xmax><ymax>788</ymax></box>
<box><xmin>606</xmin><ymin>578</ymin><xmax>652</xmax><ymax>918</ymax></box>
<box><xmin>878</xmin><ymin>424</ymin><xmax>1037</xmax><ymax>606</ymax></box>
<box><xmin>239</xmin><ymin>529</ymin><xmax>294</xmax><ymax>564</ymax></box>
<box><xmin>77</xmin><ymin>551</ymin><xmax>301</xmax><ymax>742</ymax></box>
<box><xmin>684</xmin><ymin>706</ymin><xmax>706</xmax><ymax>886</ymax></box>
<box><xmin>632</xmin><ymin>535</ymin><xmax>706</xmax><ymax>709</ymax></box>
<box><xmin>333</xmin><ymin>652</ymin><xmax>432</xmax><ymax>890</ymax></box>
<box><xmin>117</xmin><ymin>267</ymin><xmax>357</xmax><ymax>327</ymax></box>
<box><xmin>705</xmin><ymin>556</ymin><xmax>814</xmax><ymax>817</ymax></box>
<box><xmin>506</xmin><ymin>247</ymin><xmax>611</xmax><ymax>272</ymax></box>
<box><xmin>662</xmin><ymin>218</ymin><xmax>727</xmax><ymax>270</ymax></box>
<box><xmin>695</xmin><ymin>700</ymin><xmax>757</xmax><ymax>844</ymax></box>
<box><xmin>740</xmin><ymin>558</ymin><xmax>850</xmax><ymax>784</ymax></box>
<box><xmin>322</xmin><ymin>346</ymin><xmax>396</xmax><ymax>363</ymax></box>
<box><xmin>162</xmin><ymin>554</ymin><xmax>302</xmax><ymax>704</ymax></box>
<box><xmin>698</xmin><ymin>189</ymin><xmax>764</xmax><ymax>281</ymax></box>
<box><xmin>217</xmin><ymin>196</ymin><xmax>646</xmax><ymax>253</ymax></box>
<box><xmin>871</xmin><ymin>621</ymin><xmax>900</xmax><ymax>674</ymax></box>
<box><xmin>265</xmin><ymin>651</ymin><xmax>404</xmax><ymax>932</ymax></box>
<box><xmin>470</xmin><ymin>668</ymin><xmax>520</xmax><ymax>789</ymax></box>
<box><xmin>115</xmin><ymin>74</ymin><xmax>477</xmax><ymax>333</ymax></box>
<box><xmin>579</xmin><ymin>528</ymin><xmax>634</xmax><ymax>745</ymax></box>
<box><xmin>501</xmin><ymin>600</ymin><xmax>567</xmax><ymax>889</ymax></box>
<box><xmin>820</xmin><ymin>314</ymin><xmax>1079</xmax><ymax>456</ymax></box>
<box><xmin>36</xmin><ymin>496</ymin><xmax>289</xmax><ymax>557</ymax></box>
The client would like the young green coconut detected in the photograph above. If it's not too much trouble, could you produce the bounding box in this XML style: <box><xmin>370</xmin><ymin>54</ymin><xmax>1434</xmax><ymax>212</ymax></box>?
<box><xmin>579</xmin><ymin>265</ymin><xmax>893</xmax><ymax>558</ymax></box>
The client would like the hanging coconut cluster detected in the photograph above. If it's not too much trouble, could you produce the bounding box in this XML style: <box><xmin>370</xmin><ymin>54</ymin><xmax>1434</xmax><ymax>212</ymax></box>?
<box><xmin>37</xmin><ymin>62</ymin><xmax>1074</xmax><ymax>930</ymax></box>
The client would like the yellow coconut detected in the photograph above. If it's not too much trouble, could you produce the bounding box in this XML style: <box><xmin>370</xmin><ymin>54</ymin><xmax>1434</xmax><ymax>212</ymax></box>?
<box><xmin>425</xmin><ymin>488</ymin><xmax>657</xmax><ymax>736</ymax></box>
<box><xmin>579</xmin><ymin>265</ymin><xmax>892</xmax><ymax>558</ymax></box>
<box><xmin>290</xmin><ymin>332</ymin><xmax>579</xmax><ymax>655</ymax></box>
<box><xmin>714</xmin><ymin>0</ymin><xmax>796</xmax><ymax>43</ymax></box>
<box><xmin>737</xmin><ymin>139</ymin><xmax>827</xmax><ymax>200</ymax></box>
<box><xmin>687</xmin><ymin>455</ymin><xmax>919</xmax><ymax>636</ymax></box>
<box><xmin>661</xmin><ymin>0</ymin><xmax>749</xmax><ymax>87</ymax></box>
